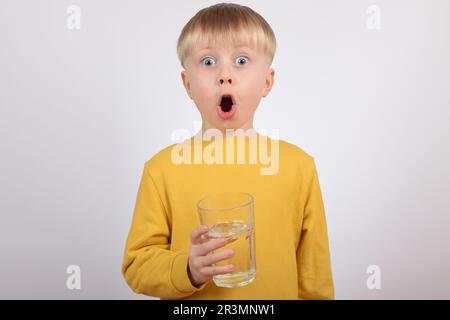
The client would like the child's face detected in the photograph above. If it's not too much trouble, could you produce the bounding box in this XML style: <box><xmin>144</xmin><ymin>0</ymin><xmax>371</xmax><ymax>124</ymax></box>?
<box><xmin>181</xmin><ymin>40</ymin><xmax>275</xmax><ymax>134</ymax></box>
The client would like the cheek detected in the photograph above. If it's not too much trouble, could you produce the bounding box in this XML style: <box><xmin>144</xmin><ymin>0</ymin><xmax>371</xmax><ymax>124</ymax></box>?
<box><xmin>241</xmin><ymin>74</ymin><xmax>266</xmax><ymax>99</ymax></box>
<box><xmin>190</xmin><ymin>72</ymin><xmax>214</xmax><ymax>94</ymax></box>
<box><xmin>188</xmin><ymin>80</ymin><xmax>204</xmax><ymax>102</ymax></box>
<box><xmin>188</xmin><ymin>74</ymin><xmax>215</xmax><ymax>111</ymax></box>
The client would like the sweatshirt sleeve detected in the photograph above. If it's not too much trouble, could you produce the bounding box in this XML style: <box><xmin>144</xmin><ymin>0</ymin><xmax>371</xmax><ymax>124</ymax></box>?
<box><xmin>121</xmin><ymin>164</ymin><xmax>207</xmax><ymax>299</ymax></box>
<box><xmin>297</xmin><ymin>159</ymin><xmax>335</xmax><ymax>299</ymax></box>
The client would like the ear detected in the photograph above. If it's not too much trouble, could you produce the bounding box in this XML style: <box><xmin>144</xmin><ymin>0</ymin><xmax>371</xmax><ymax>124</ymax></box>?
<box><xmin>181</xmin><ymin>70</ymin><xmax>193</xmax><ymax>100</ymax></box>
<box><xmin>262</xmin><ymin>68</ymin><xmax>275</xmax><ymax>97</ymax></box>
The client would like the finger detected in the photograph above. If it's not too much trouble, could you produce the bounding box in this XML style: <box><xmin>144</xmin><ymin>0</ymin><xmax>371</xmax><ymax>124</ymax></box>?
<box><xmin>197</xmin><ymin>237</ymin><xmax>233</xmax><ymax>256</ymax></box>
<box><xmin>190</xmin><ymin>225</ymin><xmax>209</xmax><ymax>245</ymax></box>
<box><xmin>201</xmin><ymin>264</ymin><xmax>234</xmax><ymax>276</ymax></box>
<box><xmin>198</xmin><ymin>232</ymin><xmax>211</xmax><ymax>245</ymax></box>
<box><xmin>199</xmin><ymin>249</ymin><xmax>235</xmax><ymax>267</ymax></box>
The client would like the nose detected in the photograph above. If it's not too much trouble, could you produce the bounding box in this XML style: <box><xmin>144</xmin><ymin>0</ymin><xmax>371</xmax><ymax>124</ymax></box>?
<box><xmin>218</xmin><ymin>72</ymin><xmax>232</xmax><ymax>85</ymax></box>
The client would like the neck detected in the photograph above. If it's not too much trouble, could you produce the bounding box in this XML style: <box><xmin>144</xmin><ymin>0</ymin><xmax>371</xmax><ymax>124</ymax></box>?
<box><xmin>195</xmin><ymin>127</ymin><xmax>259</xmax><ymax>140</ymax></box>
<box><xmin>198</xmin><ymin>117</ymin><xmax>257</xmax><ymax>138</ymax></box>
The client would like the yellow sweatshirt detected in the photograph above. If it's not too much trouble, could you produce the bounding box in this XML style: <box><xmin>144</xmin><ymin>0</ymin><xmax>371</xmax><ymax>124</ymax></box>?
<box><xmin>121</xmin><ymin>134</ymin><xmax>334</xmax><ymax>299</ymax></box>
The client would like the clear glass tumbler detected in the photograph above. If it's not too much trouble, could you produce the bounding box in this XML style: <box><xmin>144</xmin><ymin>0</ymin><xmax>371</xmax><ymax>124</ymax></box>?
<box><xmin>197</xmin><ymin>192</ymin><xmax>256</xmax><ymax>288</ymax></box>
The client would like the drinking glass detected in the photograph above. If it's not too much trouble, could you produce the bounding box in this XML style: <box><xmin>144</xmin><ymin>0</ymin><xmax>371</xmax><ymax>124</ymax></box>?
<box><xmin>197</xmin><ymin>192</ymin><xmax>256</xmax><ymax>288</ymax></box>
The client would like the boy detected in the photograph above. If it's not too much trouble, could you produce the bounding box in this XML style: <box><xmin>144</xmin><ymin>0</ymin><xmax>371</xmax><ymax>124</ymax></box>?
<box><xmin>121</xmin><ymin>3</ymin><xmax>334</xmax><ymax>299</ymax></box>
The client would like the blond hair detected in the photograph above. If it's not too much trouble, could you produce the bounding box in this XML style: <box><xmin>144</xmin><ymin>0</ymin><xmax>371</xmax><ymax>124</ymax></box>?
<box><xmin>176</xmin><ymin>3</ymin><xmax>276</xmax><ymax>69</ymax></box>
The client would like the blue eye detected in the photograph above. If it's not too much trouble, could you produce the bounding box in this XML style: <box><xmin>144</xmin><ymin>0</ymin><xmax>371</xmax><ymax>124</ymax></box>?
<box><xmin>201</xmin><ymin>56</ymin><xmax>249</xmax><ymax>66</ymax></box>
<box><xmin>236</xmin><ymin>56</ymin><xmax>249</xmax><ymax>65</ymax></box>
<box><xmin>202</xmin><ymin>57</ymin><xmax>215</xmax><ymax>66</ymax></box>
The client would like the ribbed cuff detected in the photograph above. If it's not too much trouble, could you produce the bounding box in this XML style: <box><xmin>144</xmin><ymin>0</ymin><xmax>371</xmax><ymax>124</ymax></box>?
<box><xmin>171</xmin><ymin>253</ymin><xmax>208</xmax><ymax>294</ymax></box>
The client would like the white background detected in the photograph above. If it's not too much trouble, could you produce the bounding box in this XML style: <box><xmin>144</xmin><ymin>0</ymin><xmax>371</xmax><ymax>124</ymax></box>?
<box><xmin>1</xmin><ymin>0</ymin><xmax>449</xmax><ymax>299</ymax></box>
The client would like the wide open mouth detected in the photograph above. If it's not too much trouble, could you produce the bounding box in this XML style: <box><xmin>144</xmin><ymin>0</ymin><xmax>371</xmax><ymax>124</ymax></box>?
<box><xmin>219</xmin><ymin>95</ymin><xmax>235</xmax><ymax>112</ymax></box>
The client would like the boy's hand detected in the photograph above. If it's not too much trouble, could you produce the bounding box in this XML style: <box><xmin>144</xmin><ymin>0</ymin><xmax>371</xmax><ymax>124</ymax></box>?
<box><xmin>187</xmin><ymin>225</ymin><xmax>235</xmax><ymax>287</ymax></box>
